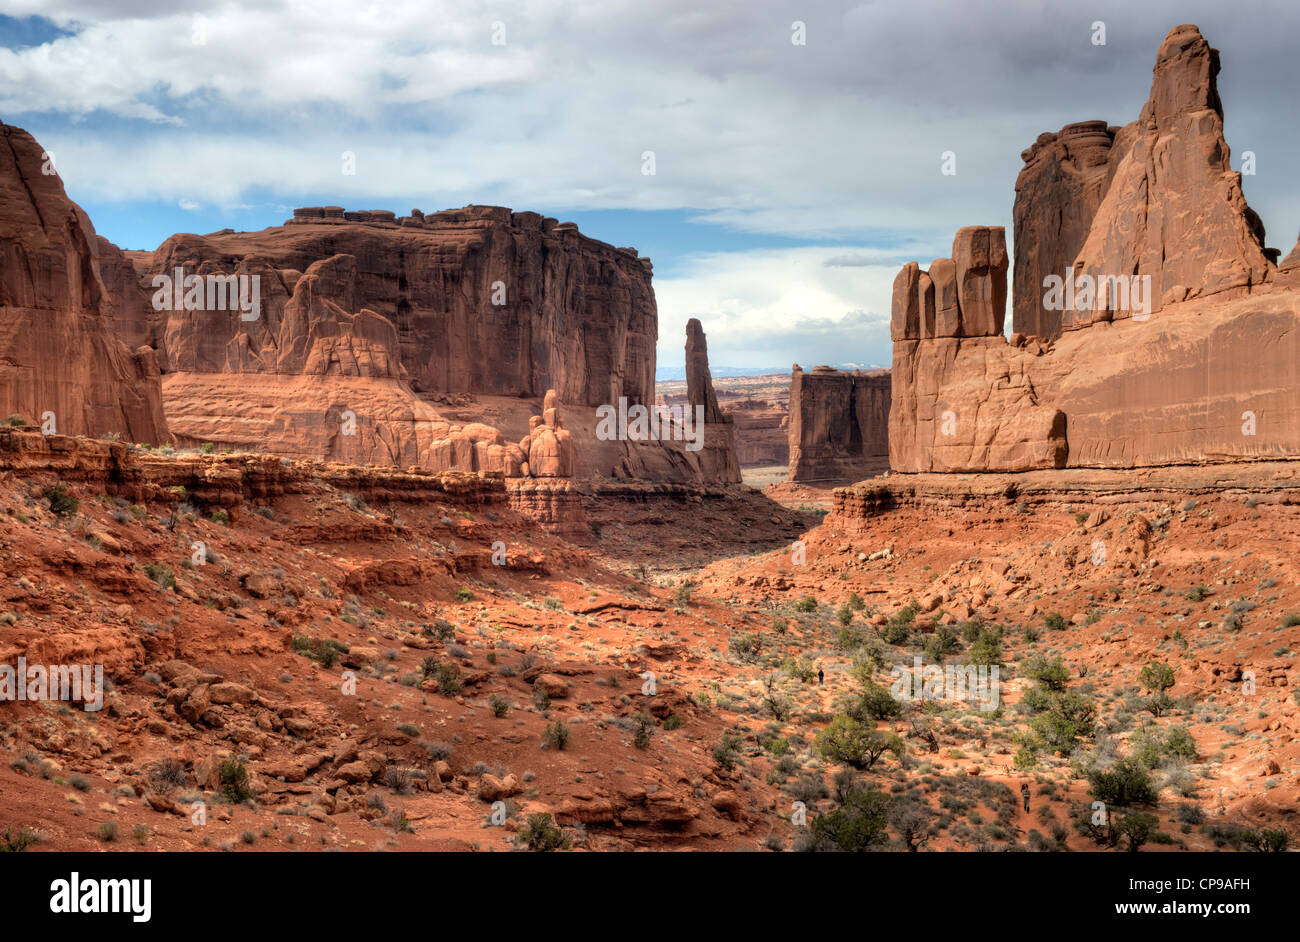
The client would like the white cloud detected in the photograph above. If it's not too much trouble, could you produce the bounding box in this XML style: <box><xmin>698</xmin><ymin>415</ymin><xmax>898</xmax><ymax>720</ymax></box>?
<box><xmin>654</xmin><ymin>246</ymin><xmax>898</xmax><ymax>368</ymax></box>
<box><xmin>9</xmin><ymin>0</ymin><xmax>1294</xmax><ymax>243</ymax></box>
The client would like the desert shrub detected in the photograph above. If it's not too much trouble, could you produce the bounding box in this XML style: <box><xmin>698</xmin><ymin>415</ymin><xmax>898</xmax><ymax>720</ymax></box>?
<box><xmin>217</xmin><ymin>758</ymin><xmax>253</xmax><ymax>804</ymax></box>
<box><xmin>149</xmin><ymin>758</ymin><xmax>188</xmax><ymax>792</ymax></box>
<box><xmin>794</xmin><ymin>595</ymin><xmax>818</xmax><ymax>613</ymax></box>
<box><xmin>144</xmin><ymin>563</ymin><xmax>176</xmax><ymax>591</ymax></box>
<box><xmin>292</xmin><ymin>636</ymin><xmax>346</xmax><ymax>667</ymax></box>
<box><xmin>489</xmin><ymin>694</ymin><xmax>510</xmax><ymax>718</ymax></box>
<box><xmin>0</xmin><ymin>827</ymin><xmax>39</xmax><ymax>852</ymax></box>
<box><xmin>1115</xmin><ymin>811</ymin><xmax>1161</xmax><ymax>852</ymax></box>
<box><xmin>923</xmin><ymin>625</ymin><xmax>961</xmax><ymax>663</ymax></box>
<box><xmin>1019</xmin><ymin>655</ymin><xmax>1070</xmax><ymax>691</ymax></box>
<box><xmin>518</xmin><ymin>813</ymin><xmax>570</xmax><ymax>851</ymax></box>
<box><xmin>433</xmin><ymin>662</ymin><xmax>462</xmax><ymax>696</ymax></box>
<box><xmin>853</xmin><ymin>681</ymin><xmax>903</xmax><ymax>721</ymax></box>
<box><xmin>730</xmin><ymin>633</ymin><xmax>763</xmax><ymax>663</ymax></box>
<box><xmin>804</xmin><ymin>789</ymin><xmax>892</xmax><ymax>852</ymax></box>
<box><xmin>1087</xmin><ymin>757</ymin><xmax>1157</xmax><ymax>806</ymax></box>
<box><xmin>44</xmin><ymin>483</ymin><xmax>79</xmax><ymax>518</ymax></box>
<box><xmin>542</xmin><ymin>720</ymin><xmax>569</xmax><ymax>750</ymax></box>
<box><xmin>816</xmin><ymin>716</ymin><xmax>903</xmax><ymax>771</ymax></box>
<box><xmin>877</xmin><ymin>603</ymin><xmax>916</xmax><ymax>645</ymax></box>
<box><xmin>1028</xmin><ymin>689</ymin><xmax>1096</xmax><ymax>752</ymax></box>
<box><xmin>632</xmin><ymin>714</ymin><xmax>654</xmax><ymax>749</ymax></box>
<box><xmin>712</xmin><ymin>731</ymin><xmax>744</xmax><ymax>771</ymax></box>
<box><xmin>1044</xmin><ymin>612</ymin><xmax>1067</xmax><ymax>630</ymax></box>
<box><xmin>967</xmin><ymin>627</ymin><xmax>1004</xmax><ymax>667</ymax></box>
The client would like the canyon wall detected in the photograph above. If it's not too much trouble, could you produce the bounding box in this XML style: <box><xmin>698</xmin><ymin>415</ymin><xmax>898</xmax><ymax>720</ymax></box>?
<box><xmin>0</xmin><ymin>123</ymin><xmax>169</xmax><ymax>444</ymax></box>
<box><xmin>889</xmin><ymin>24</ymin><xmax>1300</xmax><ymax>473</ymax></box>
<box><xmin>146</xmin><ymin>205</ymin><xmax>656</xmax><ymax>408</ymax></box>
<box><xmin>788</xmin><ymin>365</ymin><xmax>890</xmax><ymax>482</ymax></box>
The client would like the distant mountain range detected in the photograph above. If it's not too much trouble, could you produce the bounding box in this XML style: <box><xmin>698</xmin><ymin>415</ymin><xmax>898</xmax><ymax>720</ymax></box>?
<box><xmin>655</xmin><ymin>363</ymin><xmax>883</xmax><ymax>381</ymax></box>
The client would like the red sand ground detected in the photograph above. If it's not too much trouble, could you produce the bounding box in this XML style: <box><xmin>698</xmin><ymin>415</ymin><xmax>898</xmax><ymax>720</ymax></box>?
<box><xmin>1</xmin><ymin>450</ymin><xmax>1296</xmax><ymax>852</ymax></box>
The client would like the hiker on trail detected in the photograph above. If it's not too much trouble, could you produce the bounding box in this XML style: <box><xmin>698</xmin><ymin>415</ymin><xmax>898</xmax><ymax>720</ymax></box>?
<box><xmin>1020</xmin><ymin>782</ymin><xmax>1030</xmax><ymax>813</ymax></box>
<box><xmin>817</xmin><ymin>667</ymin><xmax>824</xmax><ymax>685</ymax></box>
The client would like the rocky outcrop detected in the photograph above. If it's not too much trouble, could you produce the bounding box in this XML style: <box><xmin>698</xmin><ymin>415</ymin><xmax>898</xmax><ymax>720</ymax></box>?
<box><xmin>889</xmin><ymin>25</ymin><xmax>1300</xmax><ymax>473</ymax></box>
<box><xmin>147</xmin><ymin>205</ymin><xmax>657</xmax><ymax>408</ymax></box>
<box><xmin>0</xmin><ymin>123</ymin><xmax>168</xmax><ymax>443</ymax></box>
<box><xmin>788</xmin><ymin>365</ymin><xmax>891</xmax><ymax>482</ymax></box>
<box><xmin>683</xmin><ymin>319</ymin><xmax>741</xmax><ymax>484</ymax></box>
<box><xmin>1067</xmin><ymin>25</ymin><xmax>1274</xmax><ymax>325</ymax></box>
<box><xmin>889</xmin><ymin>226</ymin><xmax>1062</xmax><ymax>473</ymax></box>
<box><xmin>1012</xmin><ymin>121</ymin><xmax>1118</xmax><ymax>339</ymax></box>
<box><xmin>518</xmin><ymin>389</ymin><xmax>575</xmax><ymax>478</ymax></box>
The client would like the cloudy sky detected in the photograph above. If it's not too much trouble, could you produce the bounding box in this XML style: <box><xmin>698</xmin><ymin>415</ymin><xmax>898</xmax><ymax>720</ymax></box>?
<box><xmin>2</xmin><ymin>0</ymin><xmax>1297</xmax><ymax>370</ymax></box>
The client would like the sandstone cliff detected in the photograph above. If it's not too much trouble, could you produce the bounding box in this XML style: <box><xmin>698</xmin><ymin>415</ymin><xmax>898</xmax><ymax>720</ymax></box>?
<box><xmin>788</xmin><ymin>364</ymin><xmax>891</xmax><ymax>482</ymax></box>
<box><xmin>0</xmin><ymin>123</ymin><xmax>169</xmax><ymax>443</ymax></box>
<box><xmin>148</xmin><ymin>205</ymin><xmax>657</xmax><ymax>408</ymax></box>
<box><xmin>889</xmin><ymin>25</ymin><xmax>1300</xmax><ymax>473</ymax></box>
<box><xmin>1014</xmin><ymin>25</ymin><xmax>1277</xmax><ymax>338</ymax></box>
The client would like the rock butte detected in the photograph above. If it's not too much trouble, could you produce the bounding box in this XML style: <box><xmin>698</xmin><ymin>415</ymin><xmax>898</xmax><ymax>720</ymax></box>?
<box><xmin>0</xmin><ymin>133</ymin><xmax>742</xmax><ymax>488</ymax></box>
<box><xmin>890</xmin><ymin>24</ymin><xmax>1300</xmax><ymax>473</ymax></box>
<box><xmin>787</xmin><ymin>365</ymin><xmax>890</xmax><ymax>483</ymax></box>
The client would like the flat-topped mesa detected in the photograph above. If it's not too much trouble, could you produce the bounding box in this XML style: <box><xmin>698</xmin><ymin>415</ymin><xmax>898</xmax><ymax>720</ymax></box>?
<box><xmin>787</xmin><ymin>364</ymin><xmax>891</xmax><ymax>483</ymax></box>
<box><xmin>0</xmin><ymin>122</ymin><xmax>169</xmax><ymax>444</ymax></box>
<box><xmin>1013</xmin><ymin>121</ymin><xmax>1119</xmax><ymax>339</ymax></box>
<box><xmin>1040</xmin><ymin>24</ymin><xmax>1274</xmax><ymax>332</ymax></box>
<box><xmin>151</xmin><ymin>205</ymin><xmax>657</xmax><ymax>409</ymax></box>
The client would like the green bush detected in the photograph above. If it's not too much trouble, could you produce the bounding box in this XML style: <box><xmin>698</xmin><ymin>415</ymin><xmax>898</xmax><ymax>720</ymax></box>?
<box><xmin>805</xmin><ymin>789</ymin><xmax>892</xmax><ymax>852</ymax></box>
<box><xmin>44</xmin><ymin>483</ymin><xmax>79</xmax><ymax>518</ymax></box>
<box><xmin>0</xmin><ymin>827</ymin><xmax>38</xmax><ymax>852</ymax></box>
<box><xmin>794</xmin><ymin>595</ymin><xmax>818</xmax><ymax>613</ymax></box>
<box><xmin>853</xmin><ymin>681</ymin><xmax>903</xmax><ymax>721</ymax></box>
<box><xmin>816</xmin><ymin>716</ymin><xmax>903</xmax><ymax>770</ymax></box>
<box><xmin>923</xmin><ymin>625</ymin><xmax>961</xmax><ymax>663</ymax></box>
<box><xmin>1019</xmin><ymin>655</ymin><xmax>1070</xmax><ymax>691</ymax></box>
<box><xmin>542</xmin><ymin>720</ymin><xmax>569</xmax><ymax>750</ymax></box>
<box><xmin>218</xmin><ymin>758</ymin><xmax>253</xmax><ymax>804</ymax></box>
<box><xmin>1044</xmin><ymin>612</ymin><xmax>1067</xmax><ymax>630</ymax></box>
<box><xmin>517</xmin><ymin>813</ymin><xmax>570</xmax><ymax>851</ymax></box>
<box><xmin>1087</xmin><ymin>757</ymin><xmax>1157</xmax><ymax>806</ymax></box>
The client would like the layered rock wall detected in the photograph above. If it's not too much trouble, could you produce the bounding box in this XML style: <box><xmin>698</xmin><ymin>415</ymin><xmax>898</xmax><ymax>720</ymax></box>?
<box><xmin>788</xmin><ymin>365</ymin><xmax>891</xmax><ymax>482</ymax></box>
<box><xmin>889</xmin><ymin>25</ymin><xmax>1298</xmax><ymax>473</ymax></box>
<box><xmin>0</xmin><ymin>123</ymin><xmax>169</xmax><ymax>443</ymax></box>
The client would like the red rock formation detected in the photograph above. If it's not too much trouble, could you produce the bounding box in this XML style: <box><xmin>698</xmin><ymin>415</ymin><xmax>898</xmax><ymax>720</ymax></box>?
<box><xmin>1012</xmin><ymin>121</ymin><xmax>1118</xmax><ymax>339</ymax></box>
<box><xmin>722</xmin><ymin>399</ymin><xmax>789</xmax><ymax>466</ymax></box>
<box><xmin>889</xmin><ymin>25</ymin><xmax>1300</xmax><ymax>473</ymax></box>
<box><xmin>519</xmin><ymin>389</ymin><xmax>575</xmax><ymax>478</ymax></box>
<box><xmin>684</xmin><ymin>318</ymin><xmax>741</xmax><ymax>484</ymax></box>
<box><xmin>0</xmin><ymin>123</ymin><xmax>168</xmax><ymax>443</ymax></box>
<box><xmin>1066</xmin><ymin>25</ymin><xmax>1274</xmax><ymax>325</ymax></box>
<box><xmin>147</xmin><ymin>206</ymin><xmax>657</xmax><ymax>407</ymax></box>
<box><xmin>788</xmin><ymin>365</ymin><xmax>891</xmax><ymax>482</ymax></box>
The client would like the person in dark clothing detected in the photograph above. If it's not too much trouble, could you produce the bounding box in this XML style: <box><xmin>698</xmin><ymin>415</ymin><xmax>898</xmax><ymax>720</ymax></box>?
<box><xmin>817</xmin><ymin>668</ymin><xmax>824</xmax><ymax>685</ymax></box>
<box><xmin>1020</xmin><ymin>782</ymin><xmax>1031</xmax><ymax>813</ymax></box>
